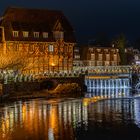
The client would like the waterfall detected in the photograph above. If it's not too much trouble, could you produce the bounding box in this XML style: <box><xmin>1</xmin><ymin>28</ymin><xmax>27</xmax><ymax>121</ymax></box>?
<box><xmin>85</xmin><ymin>78</ymin><xmax>131</xmax><ymax>98</ymax></box>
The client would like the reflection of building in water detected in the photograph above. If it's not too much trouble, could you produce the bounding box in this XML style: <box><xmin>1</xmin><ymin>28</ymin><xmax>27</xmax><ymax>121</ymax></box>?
<box><xmin>0</xmin><ymin>99</ymin><xmax>88</xmax><ymax>140</ymax></box>
<box><xmin>85</xmin><ymin>88</ymin><xmax>131</xmax><ymax>98</ymax></box>
<box><xmin>1</xmin><ymin>98</ymin><xmax>140</xmax><ymax>140</ymax></box>
<box><xmin>85</xmin><ymin>78</ymin><xmax>131</xmax><ymax>97</ymax></box>
<box><xmin>134</xmin><ymin>99</ymin><xmax>140</xmax><ymax>128</ymax></box>
<box><xmin>88</xmin><ymin>99</ymin><xmax>135</xmax><ymax>124</ymax></box>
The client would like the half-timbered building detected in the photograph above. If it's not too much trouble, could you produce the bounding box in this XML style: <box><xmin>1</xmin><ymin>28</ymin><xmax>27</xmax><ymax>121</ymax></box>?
<box><xmin>0</xmin><ymin>7</ymin><xmax>76</xmax><ymax>74</ymax></box>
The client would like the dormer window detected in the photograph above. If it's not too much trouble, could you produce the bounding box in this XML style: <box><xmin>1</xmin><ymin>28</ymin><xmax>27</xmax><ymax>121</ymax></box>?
<box><xmin>43</xmin><ymin>32</ymin><xmax>48</xmax><ymax>38</ymax></box>
<box><xmin>23</xmin><ymin>31</ymin><xmax>29</xmax><ymax>38</ymax></box>
<box><xmin>34</xmin><ymin>32</ymin><xmax>39</xmax><ymax>38</ymax></box>
<box><xmin>97</xmin><ymin>49</ymin><xmax>101</xmax><ymax>52</ymax></box>
<box><xmin>53</xmin><ymin>31</ymin><xmax>64</xmax><ymax>40</ymax></box>
<box><xmin>104</xmin><ymin>49</ymin><xmax>108</xmax><ymax>52</ymax></box>
<box><xmin>13</xmin><ymin>31</ymin><xmax>19</xmax><ymax>37</ymax></box>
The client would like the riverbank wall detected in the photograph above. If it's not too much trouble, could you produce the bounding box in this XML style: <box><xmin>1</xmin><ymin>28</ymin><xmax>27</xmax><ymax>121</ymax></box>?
<box><xmin>0</xmin><ymin>75</ymin><xmax>85</xmax><ymax>96</ymax></box>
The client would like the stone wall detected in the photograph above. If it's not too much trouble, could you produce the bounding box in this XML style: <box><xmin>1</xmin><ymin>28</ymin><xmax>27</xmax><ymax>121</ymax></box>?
<box><xmin>40</xmin><ymin>75</ymin><xmax>85</xmax><ymax>91</ymax></box>
<box><xmin>1</xmin><ymin>75</ymin><xmax>85</xmax><ymax>95</ymax></box>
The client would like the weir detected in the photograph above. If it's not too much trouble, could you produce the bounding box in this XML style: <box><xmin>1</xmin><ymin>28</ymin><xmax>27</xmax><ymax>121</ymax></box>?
<box><xmin>84</xmin><ymin>65</ymin><xmax>132</xmax><ymax>97</ymax></box>
<box><xmin>85</xmin><ymin>78</ymin><xmax>131</xmax><ymax>98</ymax></box>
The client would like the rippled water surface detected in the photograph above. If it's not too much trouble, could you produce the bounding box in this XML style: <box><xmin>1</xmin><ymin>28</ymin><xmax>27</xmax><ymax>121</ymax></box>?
<box><xmin>0</xmin><ymin>96</ymin><xmax>140</xmax><ymax>140</ymax></box>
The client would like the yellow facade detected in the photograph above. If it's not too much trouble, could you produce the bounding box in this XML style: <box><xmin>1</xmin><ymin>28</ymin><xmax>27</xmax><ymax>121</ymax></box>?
<box><xmin>2</xmin><ymin>40</ymin><xmax>74</xmax><ymax>74</ymax></box>
<box><xmin>0</xmin><ymin>7</ymin><xmax>76</xmax><ymax>74</ymax></box>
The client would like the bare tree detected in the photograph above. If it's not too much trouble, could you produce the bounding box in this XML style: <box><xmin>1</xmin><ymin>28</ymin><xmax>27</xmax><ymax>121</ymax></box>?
<box><xmin>0</xmin><ymin>48</ymin><xmax>29</xmax><ymax>71</ymax></box>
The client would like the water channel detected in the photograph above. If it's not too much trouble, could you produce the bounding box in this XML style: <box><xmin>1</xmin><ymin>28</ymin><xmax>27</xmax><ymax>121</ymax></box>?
<box><xmin>0</xmin><ymin>92</ymin><xmax>140</xmax><ymax>140</ymax></box>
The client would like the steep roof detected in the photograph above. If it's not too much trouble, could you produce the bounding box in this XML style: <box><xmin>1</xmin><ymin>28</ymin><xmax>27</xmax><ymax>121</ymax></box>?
<box><xmin>1</xmin><ymin>7</ymin><xmax>76</xmax><ymax>42</ymax></box>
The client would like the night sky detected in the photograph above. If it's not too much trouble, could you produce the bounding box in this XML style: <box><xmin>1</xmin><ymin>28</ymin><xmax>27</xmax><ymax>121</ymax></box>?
<box><xmin>1</xmin><ymin>0</ymin><xmax>140</xmax><ymax>44</ymax></box>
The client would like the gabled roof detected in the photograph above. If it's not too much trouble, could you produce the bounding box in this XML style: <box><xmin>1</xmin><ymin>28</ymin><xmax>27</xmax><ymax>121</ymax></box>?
<box><xmin>1</xmin><ymin>7</ymin><xmax>76</xmax><ymax>42</ymax></box>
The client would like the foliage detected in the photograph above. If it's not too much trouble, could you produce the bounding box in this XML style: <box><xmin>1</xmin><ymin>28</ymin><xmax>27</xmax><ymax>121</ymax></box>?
<box><xmin>112</xmin><ymin>34</ymin><xmax>127</xmax><ymax>65</ymax></box>
<box><xmin>126</xmin><ymin>52</ymin><xmax>135</xmax><ymax>65</ymax></box>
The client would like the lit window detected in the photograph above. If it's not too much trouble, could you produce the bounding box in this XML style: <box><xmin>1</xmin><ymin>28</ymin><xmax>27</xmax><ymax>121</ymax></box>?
<box><xmin>34</xmin><ymin>32</ymin><xmax>39</xmax><ymax>38</ymax></box>
<box><xmin>111</xmin><ymin>49</ymin><xmax>115</xmax><ymax>52</ymax></box>
<box><xmin>43</xmin><ymin>32</ymin><xmax>48</xmax><ymax>38</ymax></box>
<box><xmin>74</xmin><ymin>47</ymin><xmax>79</xmax><ymax>52</ymax></box>
<box><xmin>98</xmin><ymin>54</ymin><xmax>102</xmax><ymax>61</ymax></box>
<box><xmin>23</xmin><ymin>31</ymin><xmax>29</xmax><ymax>37</ymax></box>
<box><xmin>104</xmin><ymin>49</ymin><xmax>108</xmax><ymax>52</ymax></box>
<box><xmin>106</xmin><ymin>54</ymin><xmax>110</xmax><ymax>61</ymax></box>
<box><xmin>53</xmin><ymin>31</ymin><xmax>64</xmax><ymax>40</ymax></box>
<box><xmin>48</xmin><ymin>44</ymin><xmax>54</xmax><ymax>52</ymax></box>
<box><xmin>13</xmin><ymin>31</ymin><xmax>19</xmax><ymax>37</ymax></box>
<box><xmin>112</xmin><ymin>61</ymin><xmax>117</xmax><ymax>66</ymax></box>
<box><xmin>89</xmin><ymin>61</ymin><xmax>95</xmax><ymax>66</ymax></box>
<box><xmin>97</xmin><ymin>61</ymin><xmax>102</xmax><ymax>66</ymax></box>
<box><xmin>114</xmin><ymin>54</ymin><xmax>117</xmax><ymax>61</ymax></box>
<box><xmin>105</xmin><ymin>61</ymin><xmax>110</xmax><ymax>66</ymax></box>
<box><xmin>91</xmin><ymin>53</ymin><xmax>95</xmax><ymax>60</ymax></box>
<box><xmin>74</xmin><ymin>55</ymin><xmax>80</xmax><ymax>59</ymax></box>
<box><xmin>134</xmin><ymin>55</ymin><xmax>139</xmax><ymax>61</ymax></box>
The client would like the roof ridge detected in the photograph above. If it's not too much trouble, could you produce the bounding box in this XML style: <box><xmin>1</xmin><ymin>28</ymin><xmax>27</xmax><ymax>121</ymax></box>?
<box><xmin>5</xmin><ymin>6</ymin><xmax>62</xmax><ymax>13</ymax></box>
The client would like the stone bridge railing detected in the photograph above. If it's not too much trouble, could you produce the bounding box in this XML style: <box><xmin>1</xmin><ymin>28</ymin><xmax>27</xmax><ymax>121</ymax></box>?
<box><xmin>0</xmin><ymin>72</ymin><xmax>35</xmax><ymax>84</ymax></box>
<box><xmin>74</xmin><ymin>65</ymin><xmax>132</xmax><ymax>74</ymax></box>
<box><xmin>0</xmin><ymin>70</ymin><xmax>84</xmax><ymax>84</ymax></box>
<box><xmin>0</xmin><ymin>65</ymin><xmax>138</xmax><ymax>84</ymax></box>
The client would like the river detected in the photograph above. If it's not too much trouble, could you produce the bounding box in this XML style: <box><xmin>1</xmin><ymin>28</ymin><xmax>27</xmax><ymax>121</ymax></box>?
<box><xmin>0</xmin><ymin>93</ymin><xmax>140</xmax><ymax>140</ymax></box>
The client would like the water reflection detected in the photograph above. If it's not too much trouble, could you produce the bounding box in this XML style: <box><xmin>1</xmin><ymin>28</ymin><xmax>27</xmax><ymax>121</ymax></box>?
<box><xmin>85</xmin><ymin>88</ymin><xmax>131</xmax><ymax>98</ymax></box>
<box><xmin>0</xmin><ymin>98</ymin><xmax>140</xmax><ymax>140</ymax></box>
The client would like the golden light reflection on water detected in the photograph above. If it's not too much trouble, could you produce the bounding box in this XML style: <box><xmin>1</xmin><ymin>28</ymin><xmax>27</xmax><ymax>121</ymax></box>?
<box><xmin>0</xmin><ymin>98</ymin><xmax>140</xmax><ymax>140</ymax></box>
<box><xmin>0</xmin><ymin>99</ymin><xmax>88</xmax><ymax>140</ymax></box>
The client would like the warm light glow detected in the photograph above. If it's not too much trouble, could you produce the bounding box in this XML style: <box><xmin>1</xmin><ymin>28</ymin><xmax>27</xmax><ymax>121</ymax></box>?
<box><xmin>51</xmin><ymin>62</ymin><xmax>55</xmax><ymax>67</ymax></box>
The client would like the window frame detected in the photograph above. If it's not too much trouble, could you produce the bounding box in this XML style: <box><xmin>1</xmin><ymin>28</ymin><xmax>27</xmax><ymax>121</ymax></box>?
<box><xmin>43</xmin><ymin>32</ymin><xmax>48</xmax><ymax>38</ymax></box>
<box><xmin>13</xmin><ymin>31</ymin><xmax>19</xmax><ymax>37</ymax></box>
<box><xmin>33</xmin><ymin>32</ymin><xmax>39</xmax><ymax>38</ymax></box>
<box><xmin>23</xmin><ymin>31</ymin><xmax>29</xmax><ymax>38</ymax></box>
<box><xmin>48</xmin><ymin>44</ymin><xmax>54</xmax><ymax>52</ymax></box>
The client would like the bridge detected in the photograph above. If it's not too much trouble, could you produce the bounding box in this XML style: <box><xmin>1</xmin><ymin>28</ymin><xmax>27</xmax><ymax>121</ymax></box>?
<box><xmin>1</xmin><ymin>64</ymin><xmax>140</xmax><ymax>93</ymax></box>
<box><xmin>0</xmin><ymin>65</ymin><xmax>132</xmax><ymax>83</ymax></box>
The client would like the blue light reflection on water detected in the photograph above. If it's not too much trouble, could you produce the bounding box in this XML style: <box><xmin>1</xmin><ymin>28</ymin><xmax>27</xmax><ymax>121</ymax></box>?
<box><xmin>0</xmin><ymin>97</ymin><xmax>140</xmax><ymax>140</ymax></box>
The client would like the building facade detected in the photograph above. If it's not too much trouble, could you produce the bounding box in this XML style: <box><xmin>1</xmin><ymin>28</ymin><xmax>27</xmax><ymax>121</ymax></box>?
<box><xmin>125</xmin><ymin>47</ymin><xmax>140</xmax><ymax>65</ymax></box>
<box><xmin>81</xmin><ymin>45</ymin><xmax>120</xmax><ymax>66</ymax></box>
<box><xmin>73</xmin><ymin>46</ymin><xmax>81</xmax><ymax>66</ymax></box>
<box><xmin>0</xmin><ymin>7</ymin><xmax>76</xmax><ymax>74</ymax></box>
